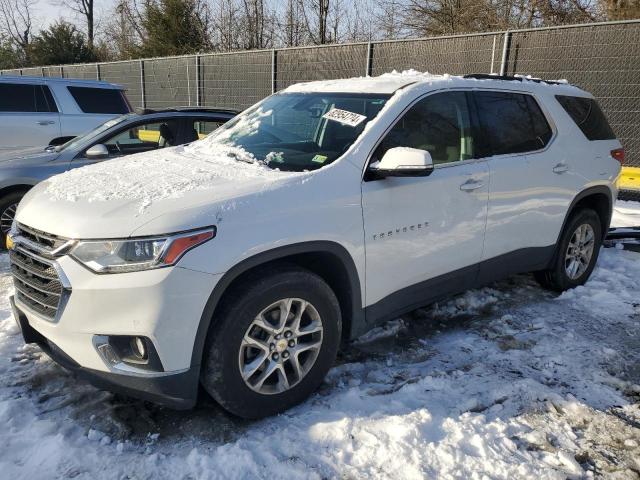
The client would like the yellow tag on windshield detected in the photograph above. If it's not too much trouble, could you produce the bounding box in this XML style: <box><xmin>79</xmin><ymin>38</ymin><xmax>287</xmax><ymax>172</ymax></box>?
<box><xmin>312</xmin><ymin>155</ymin><xmax>328</xmax><ymax>164</ymax></box>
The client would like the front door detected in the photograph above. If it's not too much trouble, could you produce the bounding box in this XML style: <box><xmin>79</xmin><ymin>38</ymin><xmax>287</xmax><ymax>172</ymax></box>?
<box><xmin>73</xmin><ymin>119</ymin><xmax>180</xmax><ymax>167</ymax></box>
<box><xmin>361</xmin><ymin>91</ymin><xmax>489</xmax><ymax>321</ymax></box>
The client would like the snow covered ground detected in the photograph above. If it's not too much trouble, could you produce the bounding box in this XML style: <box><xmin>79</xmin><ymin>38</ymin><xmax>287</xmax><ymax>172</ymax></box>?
<box><xmin>1</xmin><ymin>243</ymin><xmax>640</xmax><ymax>478</ymax></box>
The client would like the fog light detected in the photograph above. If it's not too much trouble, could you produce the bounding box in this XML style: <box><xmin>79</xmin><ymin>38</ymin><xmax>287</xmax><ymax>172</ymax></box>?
<box><xmin>96</xmin><ymin>343</ymin><xmax>119</xmax><ymax>366</ymax></box>
<box><xmin>93</xmin><ymin>334</ymin><xmax>163</xmax><ymax>372</ymax></box>
<box><xmin>131</xmin><ymin>336</ymin><xmax>147</xmax><ymax>360</ymax></box>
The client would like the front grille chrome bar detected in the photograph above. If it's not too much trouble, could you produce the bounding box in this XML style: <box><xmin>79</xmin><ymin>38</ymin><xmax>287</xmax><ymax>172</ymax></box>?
<box><xmin>14</xmin><ymin>223</ymin><xmax>75</xmax><ymax>258</ymax></box>
<box><xmin>9</xmin><ymin>225</ymin><xmax>72</xmax><ymax>322</ymax></box>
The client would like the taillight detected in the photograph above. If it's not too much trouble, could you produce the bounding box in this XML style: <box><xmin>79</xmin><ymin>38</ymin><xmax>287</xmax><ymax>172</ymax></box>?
<box><xmin>611</xmin><ymin>148</ymin><xmax>624</xmax><ymax>165</ymax></box>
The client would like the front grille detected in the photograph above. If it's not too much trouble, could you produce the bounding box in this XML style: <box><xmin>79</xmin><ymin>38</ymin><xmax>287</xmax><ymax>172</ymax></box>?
<box><xmin>9</xmin><ymin>224</ymin><xmax>70</xmax><ymax>321</ymax></box>
<box><xmin>10</xmin><ymin>248</ymin><xmax>64</xmax><ymax>319</ymax></box>
<box><xmin>15</xmin><ymin>222</ymin><xmax>67</xmax><ymax>255</ymax></box>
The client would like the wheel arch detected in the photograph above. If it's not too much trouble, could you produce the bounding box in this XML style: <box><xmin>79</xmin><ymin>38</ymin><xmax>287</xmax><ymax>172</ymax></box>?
<box><xmin>0</xmin><ymin>183</ymin><xmax>34</xmax><ymax>198</ymax></box>
<box><xmin>547</xmin><ymin>185</ymin><xmax>613</xmax><ymax>269</ymax></box>
<box><xmin>562</xmin><ymin>185</ymin><xmax>613</xmax><ymax>243</ymax></box>
<box><xmin>189</xmin><ymin>241</ymin><xmax>364</xmax><ymax>368</ymax></box>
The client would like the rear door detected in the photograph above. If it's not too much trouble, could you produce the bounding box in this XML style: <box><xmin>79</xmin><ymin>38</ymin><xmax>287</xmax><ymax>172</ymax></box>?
<box><xmin>60</xmin><ymin>86</ymin><xmax>131</xmax><ymax>138</ymax></box>
<box><xmin>472</xmin><ymin>90</ymin><xmax>573</xmax><ymax>272</ymax></box>
<box><xmin>361</xmin><ymin>91</ymin><xmax>489</xmax><ymax>318</ymax></box>
<box><xmin>0</xmin><ymin>82</ymin><xmax>60</xmax><ymax>149</ymax></box>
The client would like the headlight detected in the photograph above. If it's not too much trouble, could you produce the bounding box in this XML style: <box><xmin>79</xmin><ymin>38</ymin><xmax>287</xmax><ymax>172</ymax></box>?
<box><xmin>70</xmin><ymin>228</ymin><xmax>215</xmax><ymax>273</ymax></box>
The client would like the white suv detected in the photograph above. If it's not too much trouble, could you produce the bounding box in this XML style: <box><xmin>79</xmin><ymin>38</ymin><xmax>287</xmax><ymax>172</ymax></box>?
<box><xmin>8</xmin><ymin>73</ymin><xmax>623</xmax><ymax>418</ymax></box>
<box><xmin>0</xmin><ymin>76</ymin><xmax>131</xmax><ymax>150</ymax></box>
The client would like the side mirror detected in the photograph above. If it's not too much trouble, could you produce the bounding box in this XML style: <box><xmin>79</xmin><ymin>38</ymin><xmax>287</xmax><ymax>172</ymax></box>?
<box><xmin>85</xmin><ymin>144</ymin><xmax>109</xmax><ymax>159</ymax></box>
<box><xmin>370</xmin><ymin>147</ymin><xmax>434</xmax><ymax>178</ymax></box>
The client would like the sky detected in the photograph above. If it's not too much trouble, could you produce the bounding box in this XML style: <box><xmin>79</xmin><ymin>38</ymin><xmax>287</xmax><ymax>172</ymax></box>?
<box><xmin>36</xmin><ymin>0</ymin><xmax>118</xmax><ymax>31</ymax></box>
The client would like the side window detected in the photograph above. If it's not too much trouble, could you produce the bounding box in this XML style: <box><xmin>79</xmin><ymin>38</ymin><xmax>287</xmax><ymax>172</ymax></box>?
<box><xmin>555</xmin><ymin>95</ymin><xmax>615</xmax><ymax>141</ymax></box>
<box><xmin>474</xmin><ymin>91</ymin><xmax>552</xmax><ymax>155</ymax></box>
<box><xmin>526</xmin><ymin>96</ymin><xmax>552</xmax><ymax>147</ymax></box>
<box><xmin>0</xmin><ymin>83</ymin><xmax>56</xmax><ymax>113</ymax></box>
<box><xmin>191</xmin><ymin>120</ymin><xmax>225</xmax><ymax>141</ymax></box>
<box><xmin>374</xmin><ymin>91</ymin><xmax>474</xmax><ymax>165</ymax></box>
<box><xmin>99</xmin><ymin>120</ymin><xmax>179</xmax><ymax>156</ymax></box>
<box><xmin>67</xmin><ymin>86</ymin><xmax>130</xmax><ymax>114</ymax></box>
<box><xmin>39</xmin><ymin>86</ymin><xmax>58</xmax><ymax>113</ymax></box>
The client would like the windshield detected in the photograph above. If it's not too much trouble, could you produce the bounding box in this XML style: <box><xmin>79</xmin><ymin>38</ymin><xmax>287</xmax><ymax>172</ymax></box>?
<box><xmin>54</xmin><ymin>113</ymin><xmax>136</xmax><ymax>152</ymax></box>
<box><xmin>206</xmin><ymin>92</ymin><xmax>390</xmax><ymax>171</ymax></box>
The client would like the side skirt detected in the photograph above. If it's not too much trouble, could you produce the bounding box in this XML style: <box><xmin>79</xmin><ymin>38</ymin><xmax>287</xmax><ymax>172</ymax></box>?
<box><xmin>360</xmin><ymin>245</ymin><xmax>556</xmax><ymax>336</ymax></box>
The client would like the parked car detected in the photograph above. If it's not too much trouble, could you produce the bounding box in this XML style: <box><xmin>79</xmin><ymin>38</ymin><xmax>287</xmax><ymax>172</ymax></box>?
<box><xmin>0</xmin><ymin>76</ymin><xmax>132</xmax><ymax>151</ymax></box>
<box><xmin>8</xmin><ymin>73</ymin><xmax>622</xmax><ymax>419</ymax></box>
<box><xmin>0</xmin><ymin>107</ymin><xmax>237</xmax><ymax>245</ymax></box>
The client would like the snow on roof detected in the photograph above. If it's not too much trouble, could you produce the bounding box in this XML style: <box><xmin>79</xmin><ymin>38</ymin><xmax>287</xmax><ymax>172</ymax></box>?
<box><xmin>283</xmin><ymin>70</ymin><xmax>452</xmax><ymax>94</ymax></box>
<box><xmin>283</xmin><ymin>70</ymin><xmax>587</xmax><ymax>96</ymax></box>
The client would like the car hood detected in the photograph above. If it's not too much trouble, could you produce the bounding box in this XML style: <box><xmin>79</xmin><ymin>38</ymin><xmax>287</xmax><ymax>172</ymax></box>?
<box><xmin>16</xmin><ymin>142</ymin><xmax>305</xmax><ymax>239</ymax></box>
<box><xmin>0</xmin><ymin>146</ymin><xmax>59</xmax><ymax>164</ymax></box>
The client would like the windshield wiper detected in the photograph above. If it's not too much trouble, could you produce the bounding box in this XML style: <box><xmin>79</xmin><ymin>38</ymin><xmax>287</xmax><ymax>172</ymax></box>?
<box><xmin>227</xmin><ymin>151</ymin><xmax>255</xmax><ymax>164</ymax></box>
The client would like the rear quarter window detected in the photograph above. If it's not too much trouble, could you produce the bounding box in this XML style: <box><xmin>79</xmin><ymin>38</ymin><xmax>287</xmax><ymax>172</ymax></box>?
<box><xmin>555</xmin><ymin>95</ymin><xmax>615</xmax><ymax>141</ymax></box>
<box><xmin>474</xmin><ymin>91</ymin><xmax>553</xmax><ymax>156</ymax></box>
<box><xmin>67</xmin><ymin>86</ymin><xmax>130</xmax><ymax>114</ymax></box>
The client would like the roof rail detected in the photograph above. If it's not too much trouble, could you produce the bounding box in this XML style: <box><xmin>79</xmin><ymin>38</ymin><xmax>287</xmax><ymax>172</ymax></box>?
<box><xmin>463</xmin><ymin>73</ymin><xmax>565</xmax><ymax>86</ymax></box>
<box><xmin>135</xmin><ymin>106</ymin><xmax>240</xmax><ymax>115</ymax></box>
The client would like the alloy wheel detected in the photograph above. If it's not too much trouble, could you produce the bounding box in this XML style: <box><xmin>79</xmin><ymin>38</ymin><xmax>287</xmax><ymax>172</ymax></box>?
<box><xmin>0</xmin><ymin>202</ymin><xmax>17</xmax><ymax>235</ymax></box>
<box><xmin>238</xmin><ymin>298</ymin><xmax>323</xmax><ymax>395</ymax></box>
<box><xmin>564</xmin><ymin>223</ymin><xmax>595</xmax><ymax>280</ymax></box>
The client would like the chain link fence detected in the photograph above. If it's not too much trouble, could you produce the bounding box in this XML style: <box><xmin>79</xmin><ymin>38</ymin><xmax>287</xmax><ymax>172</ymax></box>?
<box><xmin>2</xmin><ymin>20</ymin><xmax>639</xmax><ymax>168</ymax></box>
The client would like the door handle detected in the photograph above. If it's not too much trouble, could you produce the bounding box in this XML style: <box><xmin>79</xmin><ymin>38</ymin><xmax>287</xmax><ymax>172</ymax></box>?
<box><xmin>36</xmin><ymin>120</ymin><xmax>55</xmax><ymax>125</ymax></box>
<box><xmin>460</xmin><ymin>179</ymin><xmax>484</xmax><ymax>191</ymax></box>
<box><xmin>552</xmin><ymin>163</ymin><xmax>569</xmax><ymax>174</ymax></box>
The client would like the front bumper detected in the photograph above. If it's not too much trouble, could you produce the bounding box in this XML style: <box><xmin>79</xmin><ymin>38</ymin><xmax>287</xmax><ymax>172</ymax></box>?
<box><xmin>12</xmin><ymin>296</ymin><xmax>199</xmax><ymax>409</ymax></box>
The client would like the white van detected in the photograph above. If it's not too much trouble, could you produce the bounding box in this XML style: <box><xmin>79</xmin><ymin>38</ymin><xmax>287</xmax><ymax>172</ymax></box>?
<box><xmin>0</xmin><ymin>76</ymin><xmax>132</xmax><ymax>150</ymax></box>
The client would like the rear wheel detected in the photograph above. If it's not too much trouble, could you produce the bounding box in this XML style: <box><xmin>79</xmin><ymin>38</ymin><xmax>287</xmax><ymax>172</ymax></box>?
<box><xmin>201</xmin><ymin>266</ymin><xmax>341</xmax><ymax>419</ymax></box>
<box><xmin>0</xmin><ymin>191</ymin><xmax>25</xmax><ymax>250</ymax></box>
<box><xmin>534</xmin><ymin>208</ymin><xmax>602</xmax><ymax>292</ymax></box>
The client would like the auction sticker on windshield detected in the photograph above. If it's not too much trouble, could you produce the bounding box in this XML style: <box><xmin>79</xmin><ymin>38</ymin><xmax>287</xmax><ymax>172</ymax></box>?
<box><xmin>322</xmin><ymin>108</ymin><xmax>367</xmax><ymax>127</ymax></box>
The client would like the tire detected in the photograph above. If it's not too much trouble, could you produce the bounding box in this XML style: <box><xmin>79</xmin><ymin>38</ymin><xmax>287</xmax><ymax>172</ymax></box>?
<box><xmin>201</xmin><ymin>266</ymin><xmax>342</xmax><ymax>419</ymax></box>
<box><xmin>0</xmin><ymin>191</ymin><xmax>25</xmax><ymax>250</ymax></box>
<box><xmin>534</xmin><ymin>208</ymin><xmax>602</xmax><ymax>292</ymax></box>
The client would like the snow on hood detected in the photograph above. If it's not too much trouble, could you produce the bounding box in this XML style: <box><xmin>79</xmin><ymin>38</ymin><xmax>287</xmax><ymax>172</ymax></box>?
<box><xmin>44</xmin><ymin>139</ymin><xmax>294</xmax><ymax>213</ymax></box>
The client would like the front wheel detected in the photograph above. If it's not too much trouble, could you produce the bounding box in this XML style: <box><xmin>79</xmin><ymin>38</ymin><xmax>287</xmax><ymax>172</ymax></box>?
<box><xmin>201</xmin><ymin>266</ymin><xmax>341</xmax><ymax>419</ymax></box>
<box><xmin>534</xmin><ymin>208</ymin><xmax>602</xmax><ymax>292</ymax></box>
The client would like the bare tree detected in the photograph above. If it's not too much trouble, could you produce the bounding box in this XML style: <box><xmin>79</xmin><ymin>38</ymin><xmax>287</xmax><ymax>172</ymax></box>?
<box><xmin>341</xmin><ymin>0</ymin><xmax>374</xmax><ymax>41</ymax></box>
<box><xmin>0</xmin><ymin>0</ymin><xmax>36</xmax><ymax>61</ymax></box>
<box><xmin>210</xmin><ymin>0</ymin><xmax>242</xmax><ymax>50</ymax></box>
<box><xmin>242</xmin><ymin>0</ymin><xmax>265</xmax><ymax>49</ymax></box>
<box><xmin>282</xmin><ymin>0</ymin><xmax>305</xmax><ymax>46</ymax></box>
<box><xmin>374</xmin><ymin>0</ymin><xmax>407</xmax><ymax>39</ymax></box>
<box><xmin>56</xmin><ymin>0</ymin><xmax>94</xmax><ymax>48</ymax></box>
<box><xmin>300</xmin><ymin>0</ymin><xmax>331</xmax><ymax>44</ymax></box>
